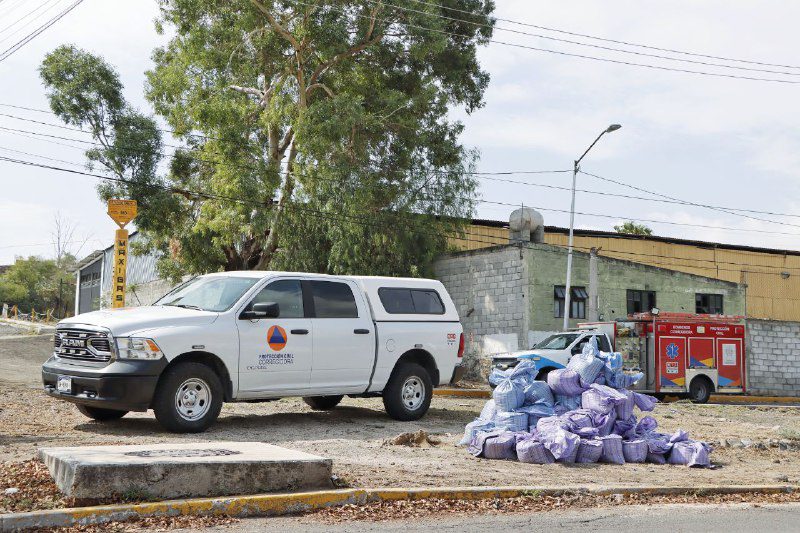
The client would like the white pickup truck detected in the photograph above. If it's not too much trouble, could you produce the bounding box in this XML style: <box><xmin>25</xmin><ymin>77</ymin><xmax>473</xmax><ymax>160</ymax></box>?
<box><xmin>490</xmin><ymin>329</ymin><xmax>613</xmax><ymax>380</ymax></box>
<box><xmin>42</xmin><ymin>272</ymin><xmax>464</xmax><ymax>433</ymax></box>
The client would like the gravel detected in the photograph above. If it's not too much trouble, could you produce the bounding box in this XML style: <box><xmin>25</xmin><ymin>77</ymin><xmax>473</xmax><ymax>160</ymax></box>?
<box><xmin>2</xmin><ymin>336</ymin><xmax>800</xmax><ymax>516</ymax></box>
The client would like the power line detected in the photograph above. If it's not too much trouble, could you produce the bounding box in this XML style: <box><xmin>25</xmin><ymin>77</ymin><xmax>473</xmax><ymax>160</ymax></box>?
<box><xmin>284</xmin><ymin>0</ymin><xmax>800</xmax><ymax>84</ymax></box>
<box><xmin>0</xmin><ymin>0</ymin><xmax>85</xmax><ymax>63</ymax></box>
<box><xmin>406</xmin><ymin>0</ymin><xmax>800</xmax><ymax>71</ymax></box>
<box><xmin>4</xmin><ymin>153</ymin><xmax>800</xmax><ymax>278</ymax></box>
<box><xmin>370</xmin><ymin>0</ymin><xmax>800</xmax><ymax>77</ymax></box>
<box><xmin>0</xmin><ymin>0</ymin><xmax>63</xmax><ymax>45</ymax></box>
<box><xmin>3</xmin><ymin>123</ymin><xmax>800</xmax><ymax>237</ymax></box>
<box><xmin>579</xmin><ymin>169</ymin><xmax>800</xmax><ymax>230</ymax></box>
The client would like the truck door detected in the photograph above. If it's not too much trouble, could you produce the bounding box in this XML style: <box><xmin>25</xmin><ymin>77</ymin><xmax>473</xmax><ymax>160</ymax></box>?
<box><xmin>307</xmin><ymin>280</ymin><xmax>375</xmax><ymax>393</ymax></box>
<box><xmin>715</xmin><ymin>338</ymin><xmax>744</xmax><ymax>389</ymax></box>
<box><xmin>657</xmin><ymin>336</ymin><xmax>686</xmax><ymax>392</ymax></box>
<box><xmin>236</xmin><ymin>278</ymin><xmax>313</xmax><ymax>393</ymax></box>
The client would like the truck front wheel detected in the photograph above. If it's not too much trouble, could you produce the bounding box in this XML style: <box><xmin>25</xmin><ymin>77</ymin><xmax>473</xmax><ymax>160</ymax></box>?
<box><xmin>382</xmin><ymin>362</ymin><xmax>433</xmax><ymax>421</ymax></box>
<box><xmin>76</xmin><ymin>404</ymin><xmax>128</xmax><ymax>421</ymax></box>
<box><xmin>153</xmin><ymin>362</ymin><xmax>223</xmax><ymax>433</ymax></box>
<box><xmin>303</xmin><ymin>395</ymin><xmax>344</xmax><ymax>410</ymax></box>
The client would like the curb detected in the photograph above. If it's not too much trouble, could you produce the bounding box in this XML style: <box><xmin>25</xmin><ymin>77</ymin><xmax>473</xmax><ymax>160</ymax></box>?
<box><xmin>0</xmin><ymin>485</ymin><xmax>794</xmax><ymax>531</ymax></box>
<box><xmin>434</xmin><ymin>387</ymin><xmax>800</xmax><ymax>405</ymax></box>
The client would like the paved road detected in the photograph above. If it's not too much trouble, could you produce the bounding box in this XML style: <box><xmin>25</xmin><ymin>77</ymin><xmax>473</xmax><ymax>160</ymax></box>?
<box><xmin>186</xmin><ymin>503</ymin><xmax>800</xmax><ymax>532</ymax></box>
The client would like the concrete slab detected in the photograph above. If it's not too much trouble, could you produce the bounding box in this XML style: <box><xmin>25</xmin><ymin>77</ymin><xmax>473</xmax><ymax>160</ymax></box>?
<box><xmin>38</xmin><ymin>441</ymin><xmax>333</xmax><ymax>500</ymax></box>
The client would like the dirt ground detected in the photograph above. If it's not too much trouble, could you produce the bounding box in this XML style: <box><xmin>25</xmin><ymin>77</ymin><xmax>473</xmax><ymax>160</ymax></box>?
<box><xmin>2</xmin><ymin>334</ymin><xmax>800</xmax><ymax>506</ymax></box>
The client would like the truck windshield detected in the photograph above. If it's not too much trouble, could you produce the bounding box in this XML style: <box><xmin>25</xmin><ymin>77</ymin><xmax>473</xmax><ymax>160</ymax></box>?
<box><xmin>155</xmin><ymin>276</ymin><xmax>260</xmax><ymax>312</ymax></box>
<box><xmin>533</xmin><ymin>333</ymin><xmax>580</xmax><ymax>350</ymax></box>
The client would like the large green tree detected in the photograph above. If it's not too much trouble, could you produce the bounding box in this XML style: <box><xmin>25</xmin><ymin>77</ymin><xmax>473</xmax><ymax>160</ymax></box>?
<box><xmin>0</xmin><ymin>255</ymin><xmax>76</xmax><ymax>316</ymax></box>
<box><xmin>42</xmin><ymin>0</ymin><xmax>495</xmax><ymax>278</ymax></box>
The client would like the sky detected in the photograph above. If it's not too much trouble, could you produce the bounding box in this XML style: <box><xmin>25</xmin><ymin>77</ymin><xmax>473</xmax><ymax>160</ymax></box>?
<box><xmin>1</xmin><ymin>0</ymin><xmax>800</xmax><ymax>264</ymax></box>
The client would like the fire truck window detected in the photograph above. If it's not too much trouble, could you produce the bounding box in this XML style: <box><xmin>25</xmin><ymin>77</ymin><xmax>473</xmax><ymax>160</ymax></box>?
<box><xmin>627</xmin><ymin>289</ymin><xmax>656</xmax><ymax>314</ymax></box>
<box><xmin>696</xmin><ymin>293</ymin><xmax>723</xmax><ymax>314</ymax></box>
<box><xmin>554</xmin><ymin>285</ymin><xmax>586</xmax><ymax>319</ymax></box>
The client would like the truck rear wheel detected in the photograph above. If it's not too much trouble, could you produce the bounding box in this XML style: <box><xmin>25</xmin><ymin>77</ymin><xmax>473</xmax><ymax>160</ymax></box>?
<box><xmin>153</xmin><ymin>362</ymin><xmax>223</xmax><ymax>433</ymax></box>
<box><xmin>382</xmin><ymin>362</ymin><xmax>433</xmax><ymax>421</ymax></box>
<box><xmin>303</xmin><ymin>395</ymin><xmax>344</xmax><ymax>410</ymax></box>
<box><xmin>76</xmin><ymin>404</ymin><xmax>128</xmax><ymax>421</ymax></box>
<box><xmin>689</xmin><ymin>377</ymin><xmax>712</xmax><ymax>404</ymax></box>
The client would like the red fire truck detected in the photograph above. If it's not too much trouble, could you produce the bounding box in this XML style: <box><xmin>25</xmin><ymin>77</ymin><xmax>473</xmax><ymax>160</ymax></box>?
<box><xmin>579</xmin><ymin>312</ymin><xmax>746</xmax><ymax>402</ymax></box>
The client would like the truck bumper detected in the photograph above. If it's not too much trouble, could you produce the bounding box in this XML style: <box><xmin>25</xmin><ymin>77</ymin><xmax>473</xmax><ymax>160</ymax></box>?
<box><xmin>42</xmin><ymin>356</ymin><xmax>167</xmax><ymax>412</ymax></box>
<box><xmin>449</xmin><ymin>363</ymin><xmax>466</xmax><ymax>385</ymax></box>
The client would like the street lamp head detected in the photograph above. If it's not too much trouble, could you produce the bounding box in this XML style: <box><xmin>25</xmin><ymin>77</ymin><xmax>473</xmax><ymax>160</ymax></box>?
<box><xmin>606</xmin><ymin>124</ymin><xmax>622</xmax><ymax>133</ymax></box>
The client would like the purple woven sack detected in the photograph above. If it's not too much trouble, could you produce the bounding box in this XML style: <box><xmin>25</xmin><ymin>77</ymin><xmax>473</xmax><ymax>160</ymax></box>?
<box><xmin>495</xmin><ymin>411</ymin><xmax>529</xmax><ymax>433</ymax></box>
<box><xmin>582</xmin><ymin>384</ymin><xmax>628</xmax><ymax>415</ymax></box>
<box><xmin>493</xmin><ymin>377</ymin><xmax>526</xmax><ymax>412</ymax></box>
<box><xmin>576</xmin><ymin>438</ymin><xmax>603</xmax><ymax>463</ymax></box>
<box><xmin>523</xmin><ymin>380</ymin><xmax>555</xmax><ymax>407</ymax></box>
<box><xmin>555</xmin><ymin>394</ymin><xmax>582</xmax><ymax>415</ymax></box>
<box><xmin>616</xmin><ymin>390</ymin><xmax>635</xmax><ymax>420</ymax></box>
<box><xmin>668</xmin><ymin>441</ymin><xmax>712</xmax><ymax>467</ymax></box>
<box><xmin>483</xmin><ymin>432</ymin><xmax>518</xmax><ymax>460</ymax></box>
<box><xmin>646</xmin><ymin>452</ymin><xmax>666</xmax><ymax>464</ymax></box>
<box><xmin>567</xmin><ymin>351</ymin><xmax>605</xmax><ymax>386</ymax></box>
<box><xmin>517</xmin><ymin>439</ymin><xmax>556</xmax><ymax>464</ymax></box>
<box><xmin>593</xmin><ymin>410</ymin><xmax>617</xmax><ymax>437</ymax></box>
<box><xmin>563</xmin><ymin>409</ymin><xmax>594</xmax><ymax>431</ymax></box>
<box><xmin>622</xmin><ymin>439</ymin><xmax>648</xmax><ymax>463</ymax></box>
<box><xmin>538</xmin><ymin>427</ymin><xmax>581</xmax><ymax>460</ymax></box>
<box><xmin>547</xmin><ymin>369</ymin><xmax>586</xmax><ymax>396</ymax></box>
<box><xmin>614</xmin><ymin>416</ymin><xmax>638</xmax><ymax>439</ymax></box>
<box><xmin>634</xmin><ymin>392</ymin><xmax>658</xmax><ymax>412</ymax></box>
<box><xmin>557</xmin><ymin>441</ymin><xmax>580</xmax><ymax>463</ymax></box>
<box><xmin>600</xmin><ymin>434</ymin><xmax>625</xmax><ymax>464</ymax></box>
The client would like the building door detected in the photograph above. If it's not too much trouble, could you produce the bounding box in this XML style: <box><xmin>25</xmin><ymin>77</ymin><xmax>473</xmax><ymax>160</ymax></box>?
<box><xmin>78</xmin><ymin>260</ymin><xmax>102</xmax><ymax>315</ymax></box>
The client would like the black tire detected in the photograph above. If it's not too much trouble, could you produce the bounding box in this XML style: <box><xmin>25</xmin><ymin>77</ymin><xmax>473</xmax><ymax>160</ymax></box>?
<box><xmin>76</xmin><ymin>404</ymin><xmax>128</xmax><ymax>421</ymax></box>
<box><xmin>303</xmin><ymin>395</ymin><xmax>344</xmax><ymax>410</ymax></box>
<box><xmin>152</xmin><ymin>362</ymin><xmax>223</xmax><ymax>433</ymax></box>
<box><xmin>689</xmin><ymin>377</ymin><xmax>712</xmax><ymax>404</ymax></box>
<box><xmin>382</xmin><ymin>362</ymin><xmax>433</xmax><ymax>421</ymax></box>
<box><xmin>535</xmin><ymin>368</ymin><xmax>554</xmax><ymax>382</ymax></box>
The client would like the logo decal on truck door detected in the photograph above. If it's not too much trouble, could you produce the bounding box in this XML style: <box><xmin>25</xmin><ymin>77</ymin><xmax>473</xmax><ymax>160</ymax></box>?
<box><xmin>267</xmin><ymin>325</ymin><xmax>288</xmax><ymax>351</ymax></box>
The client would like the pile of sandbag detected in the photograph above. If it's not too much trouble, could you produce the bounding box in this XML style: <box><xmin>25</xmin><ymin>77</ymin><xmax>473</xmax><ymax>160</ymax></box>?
<box><xmin>462</xmin><ymin>338</ymin><xmax>712</xmax><ymax>467</ymax></box>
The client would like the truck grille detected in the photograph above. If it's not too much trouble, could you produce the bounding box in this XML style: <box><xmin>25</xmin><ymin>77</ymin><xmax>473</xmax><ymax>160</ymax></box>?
<box><xmin>54</xmin><ymin>328</ymin><xmax>113</xmax><ymax>362</ymax></box>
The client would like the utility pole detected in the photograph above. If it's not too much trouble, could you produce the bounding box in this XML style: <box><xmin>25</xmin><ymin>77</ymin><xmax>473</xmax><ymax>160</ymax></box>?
<box><xmin>563</xmin><ymin>124</ymin><xmax>621</xmax><ymax>330</ymax></box>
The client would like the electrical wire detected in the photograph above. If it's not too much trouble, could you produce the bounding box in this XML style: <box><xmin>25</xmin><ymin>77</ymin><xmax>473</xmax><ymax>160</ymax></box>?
<box><xmin>406</xmin><ymin>0</ymin><xmax>800</xmax><ymax>71</ymax></box>
<box><xmin>283</xmin><ymin>0</ymin><xmax>800</xmax><ymax>84</ymax></box>
<box><xmin>3</xmin><ymin>122</ymin><xmax>800</xmax><ymax>237</ymax></box>
<box><xmin>3</xmin><ymin>154</ymin><xmax>800</xmax><ymax>278</ymax></box>
<box><xmin>0</xmin><ymin>0</ymin><xmax>85</xmax><ymax>63</ymax></box>
<box><xmin>367</xmin><ymin>0</ymin><xmax>800</xmax><ymax>77</ymax></box>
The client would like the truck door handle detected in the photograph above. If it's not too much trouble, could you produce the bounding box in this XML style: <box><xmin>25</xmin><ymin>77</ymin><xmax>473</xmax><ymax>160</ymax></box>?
<box><xmin>354</xmin><ymin>329</ymin><xmax>370</xmax><ymax>335</ymax></box>
<box><xmin>290</xmin><ymin>329</ymin><xmax>309</xmax><ymax>335</ymax></box>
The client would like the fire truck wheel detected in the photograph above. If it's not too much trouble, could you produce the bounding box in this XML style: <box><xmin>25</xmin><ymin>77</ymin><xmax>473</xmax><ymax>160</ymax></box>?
<box><xmin>689</xmin><ymin>377</ymin><xmax>712</xmax><ymax>404</ymax></box>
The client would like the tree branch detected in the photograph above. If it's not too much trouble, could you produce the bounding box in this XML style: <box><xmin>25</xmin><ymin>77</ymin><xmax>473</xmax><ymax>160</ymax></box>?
<box><xmin>249</xmin><ymin>0</ymin><xmax>300</xmax><ymax>50</ymax></box>
<box><xmin>228</xmin><ymin>85</ymin><xmax>265</xmax><ymax>100</ymax></box>
<box><xmin>306</xmin><ymin>82</ymin><xmax>334</xmax><ymax>98</ymax></box>
<box><xmin>308</xmin><ymin>3</ymin><xmax>384</xmax><ymax>86</ymax></box>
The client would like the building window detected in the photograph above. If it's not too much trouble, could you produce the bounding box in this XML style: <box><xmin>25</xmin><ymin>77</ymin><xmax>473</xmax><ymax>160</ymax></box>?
<box><xmin>696</xmin><ymin>293</ymin><xmax>723</xmax><ymax>314</ymax></box>
<box><xmin>554</xmin><ymin>286</ymin><xmax>587</xmax><ymax>319</ymax></box>
<box><xmin>627</xmin><ymin>290</ymin><xmax>657</xmax><ymax>314</ymax></box>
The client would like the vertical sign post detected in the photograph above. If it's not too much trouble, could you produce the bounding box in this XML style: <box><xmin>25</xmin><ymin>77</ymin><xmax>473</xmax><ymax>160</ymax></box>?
<box><xmin>107</xmin><ymin>200</ymin><xmax>137</xmax><ymax>308</ymax></box>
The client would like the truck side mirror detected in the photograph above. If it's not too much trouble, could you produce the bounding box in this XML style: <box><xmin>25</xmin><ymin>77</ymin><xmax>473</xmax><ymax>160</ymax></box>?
<box><xmin>240</xmin><ymin>302</ymin><xmax>280</xmax><ymax>320</ymax></box>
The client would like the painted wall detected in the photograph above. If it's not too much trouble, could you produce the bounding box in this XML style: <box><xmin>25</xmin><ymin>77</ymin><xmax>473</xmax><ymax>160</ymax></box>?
<box><xmin>526</xmin><ymin>243</ymin><xmax>746</xmax><ymax>333</ymax></box>
<box><xmin>746</xmin><ymin>319</ymin><xmax>800</xmax><ymax>397</ymax></box>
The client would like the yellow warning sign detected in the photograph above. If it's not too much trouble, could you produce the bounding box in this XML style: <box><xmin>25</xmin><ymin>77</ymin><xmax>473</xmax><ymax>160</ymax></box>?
<box><xmin>112</xmin><ymin>229</ymin><xmax>129</xmax><ymax>308</ymax></box>
<box><xmin>107</xmin><ymin>199</ymin><xmax>137</xmax><ymax>228</ymax></box>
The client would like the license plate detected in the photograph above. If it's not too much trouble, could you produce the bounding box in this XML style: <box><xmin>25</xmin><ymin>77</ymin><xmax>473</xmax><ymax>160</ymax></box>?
<box><xmin>57</xmin><ymin>376</ymin><xmax>72</xmax><ymax>393</ymax></box>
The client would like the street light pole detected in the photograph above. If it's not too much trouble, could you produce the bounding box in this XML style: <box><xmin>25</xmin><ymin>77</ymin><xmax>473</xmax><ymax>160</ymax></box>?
<box><xmin>562</xmin><ymin>124</ymin><xmax>621</xmax><ymax>331</ymax></box>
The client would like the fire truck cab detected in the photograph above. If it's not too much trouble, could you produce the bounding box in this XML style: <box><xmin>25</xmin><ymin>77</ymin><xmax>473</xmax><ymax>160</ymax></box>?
<box><xmin>580</xmin><ymin>312</ymin><xmax>746</xmax><ymax>403</ymax></box>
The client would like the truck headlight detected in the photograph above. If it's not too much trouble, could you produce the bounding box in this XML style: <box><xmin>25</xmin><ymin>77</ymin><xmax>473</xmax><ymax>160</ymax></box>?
<box><xmin>116</xmin><ymin>337</ymin><xmax>164</xmax><ymax>360</ymax></box>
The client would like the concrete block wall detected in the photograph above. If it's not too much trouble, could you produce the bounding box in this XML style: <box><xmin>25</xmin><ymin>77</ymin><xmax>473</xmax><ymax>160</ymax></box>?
<box><xmin>747</xmin><ymin>319</ymin><xmax>800</xmax><ymax>396</ymax></box>
<box><xmin>434</xmin><ymin>246</ymin><xmax>527</xmax><ymax>379</ymax></box>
